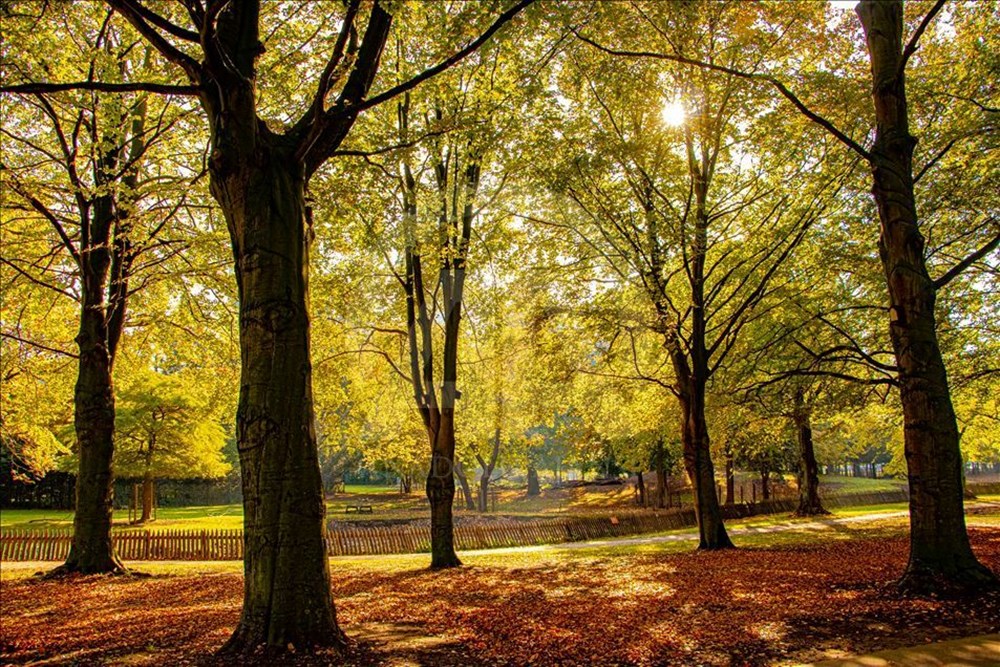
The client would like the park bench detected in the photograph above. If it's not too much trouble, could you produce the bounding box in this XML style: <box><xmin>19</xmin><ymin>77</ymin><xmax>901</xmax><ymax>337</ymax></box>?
<box><xmin>345</xmin><ymin>504</ymin><xmax>374</xmax><ymax>514</ymax></box>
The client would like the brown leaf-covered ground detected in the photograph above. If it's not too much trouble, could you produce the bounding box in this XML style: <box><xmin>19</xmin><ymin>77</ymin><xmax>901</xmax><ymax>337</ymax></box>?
<box><xmin>1</xmin><ymin>525</ymin><xmax>999</xmax><ymax>666</ymax></box>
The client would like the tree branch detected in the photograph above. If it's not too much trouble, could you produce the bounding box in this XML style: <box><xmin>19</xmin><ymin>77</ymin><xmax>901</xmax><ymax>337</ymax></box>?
<box><xmin>0</xmin><ymin>81</ymin><xmax>199</xmax><ymax>95</ymax></box>
<box><xmin>898</xmin><ymin>0</ymin><xmax>948</xmax><ymax>77</ymax></box>
<box><xmin>572</xmin><ymin>29</ymin><xmax>872</xmax><ymax>161</ymax></box>
<box><xmin>1</xmin><ymin>332</ymin><xmax>78</xmax><ymax>358</ymax></box>
<box><xmin>351</xmin><ymin>0</ymin><xmax>535</xmax><ymax>115</ymax></box>
<box><xmin>933</xmin><ymin>223</ymin><xmax>1000</xmax><ymax>290</ymax></box>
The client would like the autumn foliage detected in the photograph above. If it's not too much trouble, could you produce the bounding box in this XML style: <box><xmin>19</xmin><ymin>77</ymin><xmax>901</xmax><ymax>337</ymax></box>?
<box><xmin>2</xmin><ymin>529</ymin><xmax>998</xmax><ymax>666</ymax></box>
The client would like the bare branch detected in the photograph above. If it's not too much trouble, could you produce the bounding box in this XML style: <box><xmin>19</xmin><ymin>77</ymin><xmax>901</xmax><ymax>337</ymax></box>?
<box><xmin>0</xmin><ymin>81</ymin><xmax>199</xmax><ymax>95</ymax></box>
<box><xmin>899</xmin><ymin>0</ymin><xmax>948</xmax><ymax>77</ymax></box>
<box><xmin>933</xmin><ymin>223</ymin><xmax>1000</xmax><ymax>290</ymax></box>
<box><xmin>1</xmin><ymin>332</ymin><xmax>78</xmax><ymax>358</ymax></box>
<box><xmin>351</xmin><ymin>0</ymin><xmax>535</xmax><ymax>115</ymax></box>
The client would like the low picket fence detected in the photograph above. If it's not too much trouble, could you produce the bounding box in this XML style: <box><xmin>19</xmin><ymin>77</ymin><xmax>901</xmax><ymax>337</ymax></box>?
<box><xmin>0</xmin><ymin>489</ymin><xmax>910</xmax><ymax>562</ymax></box>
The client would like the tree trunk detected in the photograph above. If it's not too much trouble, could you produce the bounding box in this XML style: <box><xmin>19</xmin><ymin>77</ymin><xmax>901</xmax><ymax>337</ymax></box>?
<box><xmin>526</xmin><ymin>466</ymin><xmax>540</xmax><ymax>496</ymax></box>
<box><xmin>635</xmin><ymin>470</ymin><xmax>646</xmax><ymax>507</ymax></box>
<box><xmin>475</xmin><ymin>430</ymin><xmax>500</xmax><ymax>514</ymax></box>
<box><xmin>685</xmin><ymin>401</ymin><xmax>731</xmax><ymax>549</ymax></box>
<box><xmin>454</xmin><ymin>461</ymin><xmax>475</xmax><ymax>510</ymax></box>
<box><xmin>654</xmin><ymin>439</ymin><xmax>668</xmax><ymax>509</ymax></box>
<box><xmin>671</xmin><ymin>354</ymin><xmax>733</xmax><ymax>549</ymax></box>
<box><xmin>55</xmin><ymin>247</ymin><xmax>126</xmax><ymax>575</ymax></box>
<box><xmin>478</xmin><ymin>474</ymin><xmax>490</xmax><ymax>513</ymax></box>
<box><xmin>794</xmin><ymin>389</ymin><xmax>828</xmax><ymax>516</ymax></box>
<box><xmin>213</xmin><ymin>142</ymin><xmax>343</xmax><ymax>654</ymax></box>
<box><xmin>140</xmin><ymin>472</ymin><xmax>154</xmax><ymax>523</ymax></box>
<box><xmin>428</xmin><ymin>413</ymin><xmax>461</xmax><ymax>568</ymax></box>
<box><xmin>858</xmin><ymin>0</ymin><xmax>996</xmax><ymax>594</ymax></box>
<box><xmin>725</xmin><ymin>451</ymin><xmax>735</xmax><ymax>506</ymax></box>
<box><xmin>760</xmin><ymin>468</ymin><xmax>771</xmax><ymax>501</ymax></box>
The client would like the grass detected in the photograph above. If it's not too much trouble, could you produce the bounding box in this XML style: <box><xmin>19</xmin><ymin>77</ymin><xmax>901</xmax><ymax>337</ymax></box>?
<box><xmin>0</xmin><ymin>505</ymin><xmax>245</xmax><ymax>531</ymax></box>
<box><xmin>0</xmin><ymin>474</ymin><xmax>916</xmax><ymax>532</ymax></box>
<box><xmin>818</xmin><ymin>474</ymin><xmax>907</xmax><ymax>494</ymax></box>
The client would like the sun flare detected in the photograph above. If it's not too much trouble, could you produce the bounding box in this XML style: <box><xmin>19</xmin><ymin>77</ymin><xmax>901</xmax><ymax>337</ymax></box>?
<box><xmin>661</xmin><ymin>99</ymin><xmax>686</xmax><ymax>127</ymax></box>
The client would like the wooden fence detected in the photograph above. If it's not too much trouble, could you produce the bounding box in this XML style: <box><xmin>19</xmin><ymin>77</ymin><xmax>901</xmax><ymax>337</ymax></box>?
<box><xmin>0</xmin><ymin>489</ymin><xmax>910</xmax><ymax>562</ymax></box>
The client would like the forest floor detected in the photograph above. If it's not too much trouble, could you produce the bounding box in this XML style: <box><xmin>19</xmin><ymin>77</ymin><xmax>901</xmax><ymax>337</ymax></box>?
<box><xmin>2</xmin><ymin>507</ymin><xmax>999</xmax><ymax>666</ymax></box>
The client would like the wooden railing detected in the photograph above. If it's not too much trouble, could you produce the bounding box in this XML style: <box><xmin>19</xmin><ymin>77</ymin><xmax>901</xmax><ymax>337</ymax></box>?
<box><xmin>0</xmin><ymin>489</ymin><xmax>911</xmax><ymax>562</ymax></box>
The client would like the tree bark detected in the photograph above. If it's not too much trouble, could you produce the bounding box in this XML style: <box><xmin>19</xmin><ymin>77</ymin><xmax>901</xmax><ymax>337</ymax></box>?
<box><xmin>794</xmin><ymin>388</ymin><xmax>828</xmax><ymax>516</ymax></box>
<box><xmin>454</xmin><ymin>461</ymin><xmax>476</xmax><ymax>510</ymax></box>
<box><xmin>526</xmin><ymin>466</ymin><xmax>540</xmax><ymax>497</ymax></box>
<box><xmin>670</xmin><ymin>347</ymin><xmax>733</xmax><ymax>549</ymax></box>
<box><xmin>61</xmin><ymin>298</ymin><xmax>124</xmax><ymax>573</ymax></box>
<box><xmin>213</xmin><ymin>139</ymin><xmax>343</xmax><ymax>653</ymax></box>
<box><xmin>858</xmin><ymin>0</ymin><xmax>996</xmax><ymax>594</ymax></box>
<box><xmin>635</xmin><ymin>470</ymin><xmax>646</xmax><ymax>507</ymax></box>
<box><xmin>140</xmin><ymin>472</ymin><xmax>154</xmax><ymax>523</ymax></box>
<box><xmin>760</xmin><ymin>467</ymin><xmax>771</xmax><ymax>501</ymax></box>
<box><xmin>428</xmin><ymin>416</ymin><xmax>461</xmax><ymax>568</ymax></box>
<box><xmin>476</xmin><ymin>429</ymin><xmax>501</xmax><ymax>513</ymax></box>
<box><xmin>55</xmin><ymin>196</ymin><xmax>128</xmax><ymax>576</ymax></box>
<box><xmin>653</xmin><ymin>438</ymin><xmax>668</xmax><ymax>509</ymax></box>
<box><xmin>725</xmin><ymin>450</ymin><xmax>735</xmax><ymax>506</ymax></box>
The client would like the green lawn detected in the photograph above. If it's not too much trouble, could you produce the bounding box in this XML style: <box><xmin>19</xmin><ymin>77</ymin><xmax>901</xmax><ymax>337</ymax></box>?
<box><xmin>818</xmin><ymin>474</ymin><xmax>907</xmax><ymax>494</ymax></box>
<box><xmin>0</xmin><ymin>505</ymin><xmax>245</xmax><ymax>531</ymax></box>
<box><xmin>0</xmin><ymin>474</ymin><xmax>920</xmax><ymax>532</ymax></box>
<box><xmin>0</xmin><ymin>485</ymin><xmax>412</xmax><ymax>530</ymax></box>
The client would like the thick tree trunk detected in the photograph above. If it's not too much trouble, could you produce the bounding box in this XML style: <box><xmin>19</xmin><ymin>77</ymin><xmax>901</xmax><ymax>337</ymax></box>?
<box><xmin>724</xmin><ymin>451</ymin><xmax>735</xmax><ymax>506</ymax></box>
<box><xmin>428</xmin><ymin>413</ymin><xmax>461</xmax><ymax>568</ymax></box>
<box><xmin>635</xmin><ymin>470</ymin><xmax>646</xmax><ymax>507</ymax></box>
<box><xmin>140</xmin><ymin>472</ymin><xmax>154</xmax><ymax>523</ymax></box>
<box><xmin>858</xmin><ymin>0</ymin><xmax>996</xmax><ymax>594</ymax></box>
<box><xmin>213</xmin><ymin>142</ymin><xmax>343</xmax><ymax>654</ymax></box>
<box><xmin>794</xmin><ymin>389</ymin><xmax>828</xmax><ymax>516</ymax></box>
<box><xmin>526</xmin><ymin>466</ymin><xmax>540</xmax><ymax>497</ymax></box>
<box><xmin>55</xmin><ymin>255</ymin><xmax>126</xmax><ymax>575</ymax></box>
<box><xmin>683</xmin><ymin>401</ymin><xmax>731</xmax><ymax>549</ymax></box>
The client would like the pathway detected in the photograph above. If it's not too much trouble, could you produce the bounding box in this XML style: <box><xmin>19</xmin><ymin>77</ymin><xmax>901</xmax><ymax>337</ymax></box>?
<box><xmin>804</xmin><ymin>633</ymin><xmax>1000</xmax><ymax>666</ymax></box>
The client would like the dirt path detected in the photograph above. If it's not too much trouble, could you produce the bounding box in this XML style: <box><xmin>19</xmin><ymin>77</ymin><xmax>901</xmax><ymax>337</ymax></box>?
<box><xmin>804</xmin><ymin>633</ymin><xmax>1000</xmax><ymax>666</ymax></box>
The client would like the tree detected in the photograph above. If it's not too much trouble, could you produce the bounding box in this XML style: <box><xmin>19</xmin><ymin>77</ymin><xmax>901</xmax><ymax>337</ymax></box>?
<box><xmin>114</xmin><ymin>369</ymin><xmax>229</xmax><ymax>522</ymax></box>
<box><xmin>2</xmin><ymin>0</ymin><xmax>534</xmax><ymax>650</ymax></box>
<box><xmin>570</xmin><ymin>0</ymin><xmax>998</xmax><ymax>595</ymax></box>
<box><xmin>854</xmin><ymin>0</ymin><xmax>997</xmax><ymax>592</ymax></box>
<box><xmin>541</xmin><ymin>4</ymin><xmax>846</xmax><ymax>547</ymax></box>
<box><xmin>1</xmin><ymin>4</ymin><xmax>206</xmax><ymax>573</ymax></box>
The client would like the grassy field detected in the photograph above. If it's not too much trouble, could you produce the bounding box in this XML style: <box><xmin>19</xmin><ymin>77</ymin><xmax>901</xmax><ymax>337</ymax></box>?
<box><xmin>0</xmin><ymin>475</ymin><xmax>910</xmax><ymax>531</ymax></box>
